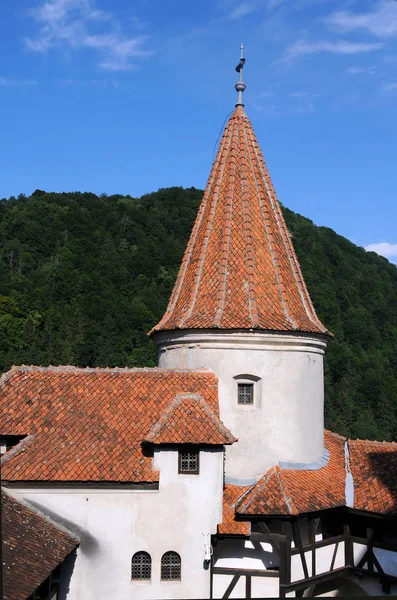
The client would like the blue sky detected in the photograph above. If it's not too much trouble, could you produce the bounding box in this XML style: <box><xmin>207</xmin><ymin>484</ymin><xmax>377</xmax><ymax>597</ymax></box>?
<box><xmin>1</xmin><ymin>0</ymin><xmax>396</xmax><ymax>262</ymax></box>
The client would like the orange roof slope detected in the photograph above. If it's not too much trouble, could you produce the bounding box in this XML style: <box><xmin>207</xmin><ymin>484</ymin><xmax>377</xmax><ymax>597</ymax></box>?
<box><xmin>0</xmin><ymin>366</ymin><xmax>220</xmax><ymax>483</ymax></box>
<box><xmin>143</xmin><ymin>394</ymin><xmax>236</xmax><ymax>445</ymax></box>
<box><xmin>218</xmin><ymin>484</ymin><xmax>251</xmax><ymax>536</ymax></box>
<box><xmin>349</xmin><ymin>438</ymin><xmax>397</xmax><ymax>515</ymax></box>
<box><xmin>2</xmin><ymin>489</ymin><xmax>78</xmax><ymax>600</ymax></box>
<box><xmin>235</xmin><ymin>431</ymin><xmax>346</xmax><ymax>517</ymax></box>
<box><xmin>152</xmin><ymin>106</ymin><xmax>329</xmax><ymax>335</ymax></box>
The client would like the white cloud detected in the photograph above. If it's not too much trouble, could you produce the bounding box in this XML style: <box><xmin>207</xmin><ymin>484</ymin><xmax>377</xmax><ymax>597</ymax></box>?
<box><xmin>25</xmin><ymin>0</ymin><xmax>151</xmax><ymax>71</ymax></box>
<box><xmin>0</xmin><ymin>77</ymin><xmax>37</xmax><ymax>86</ymax></box>
<box><xmin>326</xmin><ymin>0</ymin><xmax>397</xmax><ymax>39</ymax></box>
<box><xmin>365</xmin><ymin>242</ymin><xmax>397</xmax><ymax>263</ymax></box>
<box><xmin>347</xmin><ymin>67</ymin><xmax>365</xmax><ymax>74</ymax></box>
<box><xmin>229</xmin><ymin>2</ymin><xmax>257</xmax><ymax>19</ymax></box>
<box><xmin>278</xmin><ymin>39</ymin><xmax>384</xmax><ymax>62</ymax></box>
<box><xmin>382</xmin><ymin>82</ymin><xmax>397</xmax><ymax>93</ymax></box>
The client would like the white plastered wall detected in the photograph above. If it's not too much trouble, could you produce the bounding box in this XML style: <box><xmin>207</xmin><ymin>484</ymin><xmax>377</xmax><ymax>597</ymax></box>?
<box><xmin>8</xmin><ymin>448</ymin><xmax>224</xmax><ymax>600</ymax></box>
<box><xmin>155</xmin><ymin>331</ymin><xmax>328</xmax><ymax>481</ymax></box>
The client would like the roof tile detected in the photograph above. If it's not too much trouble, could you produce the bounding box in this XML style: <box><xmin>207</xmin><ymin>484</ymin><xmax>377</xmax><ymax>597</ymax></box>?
<box><xmin>0</xmin><ymin>366</ymin><xmax>220</xmax><ymax>483</ymax></box>
<box><xmin>151</xmin><ymin>106</ymin><xmax>329</xmax><ymax>336</ymax></box>
<box><xmin>2</xmin><ymin>489</ymin><xmax>78</xmax><ymax>600</ymax></box>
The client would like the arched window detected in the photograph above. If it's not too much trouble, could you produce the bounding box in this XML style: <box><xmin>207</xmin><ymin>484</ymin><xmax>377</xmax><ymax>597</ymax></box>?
<box><xmin>131</xmin><ymin>551</ymin><xmax>151</xmax><ymax>580</ymax></box>
<box><xmin>161</xmin><ymin>551</ymin><xmax>181</xmax><ymax>581</ymax></box>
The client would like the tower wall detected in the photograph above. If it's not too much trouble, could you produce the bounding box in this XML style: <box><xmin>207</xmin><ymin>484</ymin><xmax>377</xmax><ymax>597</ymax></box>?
<box><xmin>155</xmin><ymin>330</ymin><xmax>328</xmax><ymax>482</ymax></box>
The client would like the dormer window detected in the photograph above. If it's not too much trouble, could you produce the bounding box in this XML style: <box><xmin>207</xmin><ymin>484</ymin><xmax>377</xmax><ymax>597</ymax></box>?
<box><xmin>178</xmin><ymin>450</ymin><xmax>199</xmax><ymax>474</ymax></box>
<box><xmin>238</xmin><ymin>383</ymin><xmax>254</xmax><ymax>405</ymax></box>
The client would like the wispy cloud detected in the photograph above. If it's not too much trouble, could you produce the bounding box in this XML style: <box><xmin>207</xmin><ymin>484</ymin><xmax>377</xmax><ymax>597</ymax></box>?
<box><xmin>229</xmin><ymin>2</ymin><xmax>258</xmax><ymax>20</ymax></box>
<box><xmin>382</xmin><ymin>81</ymin><xmax>397</xmax><ymax>93</ymax></box>
<box><xmin>326</xmin><ymin>0</ymin><xmax>397</xmax><ymax>39</ymax></box>
<box><xmin>25</xmin><ymin>0</ymin><xmax>152</xmax><ymax>71</ymax></box>
<box><xmin>278</xmin><ymin>39</ymin><xmax>384</xmax><ymax>63</ymax></box>
<box><xmin>365</xmin><ymin>242</ymin><xmax>397</xmax><ymax>263</ymax></box>
<box><xmin>0</xmin><ymin>77</ymin><xmax>37</xmax><ymax>86</ymax></box>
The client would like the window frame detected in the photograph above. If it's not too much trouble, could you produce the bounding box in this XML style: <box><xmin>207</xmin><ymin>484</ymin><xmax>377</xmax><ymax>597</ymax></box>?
<box><xmin>131</xmin><ymin>551</ymin><xmax>152</xmax><ymax>581</ymax></box>
<box><xmin>161</xmin><ymin>551</ymin><xmax>182</xmax><ymax>582</ymax></box>
<box><xmin>178</xmin><ymin>448</ymin><xmax>200</xmax><ymax>475</ymax></box>
<box><xmin>237</xmin><ymin>382</ymin><xmax>254</xmax><ymax>405</ymax></box>
<box><xmin>233</xmin><ymin>374</ymin><xmax>261</xmax><ymax>408</ymax></box>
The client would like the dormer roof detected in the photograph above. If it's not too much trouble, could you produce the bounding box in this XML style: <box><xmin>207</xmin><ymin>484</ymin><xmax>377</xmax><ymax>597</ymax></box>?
<box><xmin>151</xmin><ymin>106</ymin><xmax>329</xmax><ymax>336</ymax></box>
<box><xmin>143</xmin><ymin>394</ymin><xmax>236</xmax><ymax>445</ymax></box>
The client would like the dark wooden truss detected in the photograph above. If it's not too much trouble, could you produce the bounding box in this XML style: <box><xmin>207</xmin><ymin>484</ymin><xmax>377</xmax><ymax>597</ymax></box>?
<box><xmin>212</xmin><ymin>509</ymin><xmax>397</xmax><ymax>598</ymax></box>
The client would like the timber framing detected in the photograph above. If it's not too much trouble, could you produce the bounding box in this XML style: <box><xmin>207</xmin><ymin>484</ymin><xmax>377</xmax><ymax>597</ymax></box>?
<box><xmin>213</xmin><ymin>509</ymin><xmax>397</xmax><ymax>598</ymax></box>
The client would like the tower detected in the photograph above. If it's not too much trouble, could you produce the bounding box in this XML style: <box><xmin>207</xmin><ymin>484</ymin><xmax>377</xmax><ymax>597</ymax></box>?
<box><xmin>150</xmin><ymin>48</ymin><xmax>331</xmax><ymax>484</ymax></box>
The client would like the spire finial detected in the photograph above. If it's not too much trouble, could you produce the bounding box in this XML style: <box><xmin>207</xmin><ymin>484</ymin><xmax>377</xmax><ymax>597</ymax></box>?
<box><xmin>235</xmin><ymin>43</ymin><xmax>246</xmax><ymax>107</ymax></box>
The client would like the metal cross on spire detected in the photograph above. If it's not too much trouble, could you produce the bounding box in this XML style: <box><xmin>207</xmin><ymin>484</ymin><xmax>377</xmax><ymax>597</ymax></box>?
<box><xmin>235</xmin><ymin>43</ymin><xmax>246</xmax><ymax>107</ymax></box>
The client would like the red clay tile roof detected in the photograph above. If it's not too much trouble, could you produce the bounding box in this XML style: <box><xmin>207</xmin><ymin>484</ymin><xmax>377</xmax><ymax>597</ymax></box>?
<box><xmin>237</xmin><ymin>466</ymin><xmax>297</xmax><ymax>516</ymax></box>
<box><xmin>2</xmin><ymin>488</ymin><xmax>78</xmax><ymax>600</ymax></box>
<box><xmin>349</xmin><ymin>438</ymin><xmax>397</xmax><ymax>515</ymax></box>
<box><xmin>222</xmin><ymin>431</ymin><xmax>347</xmax><ymax>521</ymax></box>
<box><xmin>221</xmin><ymin>432</ymin><xmax>397</xmax><ymax>522</ymax></box>
<box><xmin>143</xmin><ymin>394</ymin><xmax>236</xmax><ymax>445</ymax></box>
<box><xmin>0</xmin><ymin>366</ymin><xmax>223</xmax><ymax>483</ymax></box>
<box><xmin>218</xmin><ymin>484</ymin><xmax>251</xmax><ymax>536</ymax></box>
<box><xmin>151</xmin><ymin>106</ymin><xmax>329</xmax><ymax>336</ymax></box>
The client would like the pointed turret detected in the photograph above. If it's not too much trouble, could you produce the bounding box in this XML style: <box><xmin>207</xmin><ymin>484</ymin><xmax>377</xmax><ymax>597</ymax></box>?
<box><xmin>152</xmin><ymin>105</ymin><xmax>329</xmax><ymax>336</ymax></box>
<box><xmin>153</xmin><ymin>49</ymin><xmax>330</xmax><ymax>482</ymax></box>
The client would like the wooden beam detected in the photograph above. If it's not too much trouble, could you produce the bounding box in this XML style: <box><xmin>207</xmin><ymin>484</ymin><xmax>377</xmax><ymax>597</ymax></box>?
<box><xmin>290</xmin><ymin>534</ymin><xmax>344</xmax><ymax>555</ymax></box>
<box><xmin>311</xmin><ymin>518</ymin><xmax>320</xmax><ymax>578</ymax></box>
<box><xmin>246</xmin><ymin>575</ymin><xmax>252</xmax><ymax>599</ymax></box>
<box><xmin>250</xmin><ymin>531</ymin><xmax>285</xmax><ymax>543</ymax></box>
<box><xmin>279</xmin><ymin>521</ymin><xmax>292</xmax><ymax>593</ymax></box>
<box><xmin>213</xmin><ymin>567</ymin><xmax>279</xmax><ymax>578</ymax></box>
<box><xmin>330</xmin><ymin>541</ymin><xmax>339</xmax><ymax>572</ymax></box>
<box><xmin>367</xmin><ymin>528</ymin><xmax>374</xmax><ymax>572</ymax></box>
<box><xmin>280</xmin><ymin>566</ymin><xmax>350</xmax><ymax>592</ymax></box>
<box><xmin>292</xmin><ymin>521</ymin><xmax>309</xmax><ymax>579</ymax></box>
<box><xmin>222</xmin><ymin>575</ymin><xmax>240</xmax><ymax>599</ymax></box>
<box><xmin>350</xmin><ymin>535</ymin><xmax>397</xmax><ymax>552</ymax></box>
<box><xmin>344</xmin><ymin>524</ymin><xmax>353</xmax><ymax>567</ymax></box>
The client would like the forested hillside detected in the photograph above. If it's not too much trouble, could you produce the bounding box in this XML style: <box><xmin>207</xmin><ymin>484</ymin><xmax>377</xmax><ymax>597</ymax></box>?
<box><xmin>1</xmin><ymin>187</ymin><xmax>396</xmax><ymax>441</ymax></box>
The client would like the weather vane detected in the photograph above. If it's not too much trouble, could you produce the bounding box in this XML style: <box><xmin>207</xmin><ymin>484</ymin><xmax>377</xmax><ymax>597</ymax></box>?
<box><xmin>235</xmin><ymin>43</ymin><xmax>246</xmax><ymax>107</ymax></box>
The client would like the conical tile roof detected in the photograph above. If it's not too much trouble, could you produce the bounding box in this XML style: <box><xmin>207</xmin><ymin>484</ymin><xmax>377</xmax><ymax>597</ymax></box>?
<box><xmin>152</xmin><ymin>106</ymin><xmax>329</xmax><ymax>335</ymax></box>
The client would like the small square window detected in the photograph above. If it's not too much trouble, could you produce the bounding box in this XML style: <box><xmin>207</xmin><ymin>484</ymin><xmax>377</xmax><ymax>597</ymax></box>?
<box><xmin>178</xmin><ymin>450</ymin><xmax>199</xmax><ymax>474</ymax></box>
<box><xmin>238</xmin><ymin>383</ymin><xmax>254</xmax><ymax>405</ymax></box>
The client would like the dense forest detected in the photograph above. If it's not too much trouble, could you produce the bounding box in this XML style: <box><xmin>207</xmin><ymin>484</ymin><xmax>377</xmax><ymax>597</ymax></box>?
<box><xmin>0</xmin><ymin>187</ymin><xmax>396</xmax><ymax>441</ymax></box>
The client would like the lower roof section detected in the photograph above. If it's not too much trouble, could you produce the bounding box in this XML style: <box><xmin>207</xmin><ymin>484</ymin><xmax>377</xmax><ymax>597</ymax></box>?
<box><xmin>2</xmin><ymin>488</ymin><xmax>79</xmax><ymax>600</ymax></box>
<box><xmin>220</xmin><ymin>430</ymin><xmax>397</xmax><ymax>534</ymax></box>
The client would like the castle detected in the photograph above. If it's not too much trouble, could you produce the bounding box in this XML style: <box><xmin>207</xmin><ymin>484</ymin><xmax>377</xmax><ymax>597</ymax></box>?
<box><xmin>2</xmin><ymin>50</ymin><xmax>397</xmax><ymax>600</ymax></box>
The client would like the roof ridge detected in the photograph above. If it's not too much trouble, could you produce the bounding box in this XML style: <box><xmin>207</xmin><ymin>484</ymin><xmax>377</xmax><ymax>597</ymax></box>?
<box><xmin>240</xmin><ymin>117</ymin><xmax>259</xmax><ymax>327</ymax></box>
<box><xmin>244</xmin><ymin>120</ymin><xmax>296</xmax><ymax>329</ymax></box>
<box><xmin>178</xmin><ymin>118</ymin><xmax>235</xmax><ymax>328</ymax></box>
<box><xmin>325</xmin><ymin>429</ymin><xmax>347</xmax><ymax>441</ymax></box>
<box><xmin>349</xmin><ymin>437</ymin><xmax>397</xmax><ymax>446</ymax></box>
<box><xmin>275</xmin><ymin>466</ymin><xmax>297</xmax><ymax>515</ymax></box>
<box><xmin>212</xmin><ymin>119</ymin><xmax>237</xmax><ymax>327</ymax></box>
<box><xmin>143</xmin><ymin>394</ymin><xmax>237</xmax><ymax>445</ymax></box>
<box><xmin>0</xmin><ymin>435</ymin><xmax>35</xmax><ymax>465</ymax></box>
<box><xmin>1</xmin><ymin>365</ymin><xmax>216</xmax><ymax>375</ymax></box>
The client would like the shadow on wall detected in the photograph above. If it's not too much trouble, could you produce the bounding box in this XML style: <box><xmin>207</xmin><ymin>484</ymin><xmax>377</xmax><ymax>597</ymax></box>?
<box><xmin>26</xmin><ymin>500</ymin><xmax>100</xmax><ymax>555</ymax></box>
